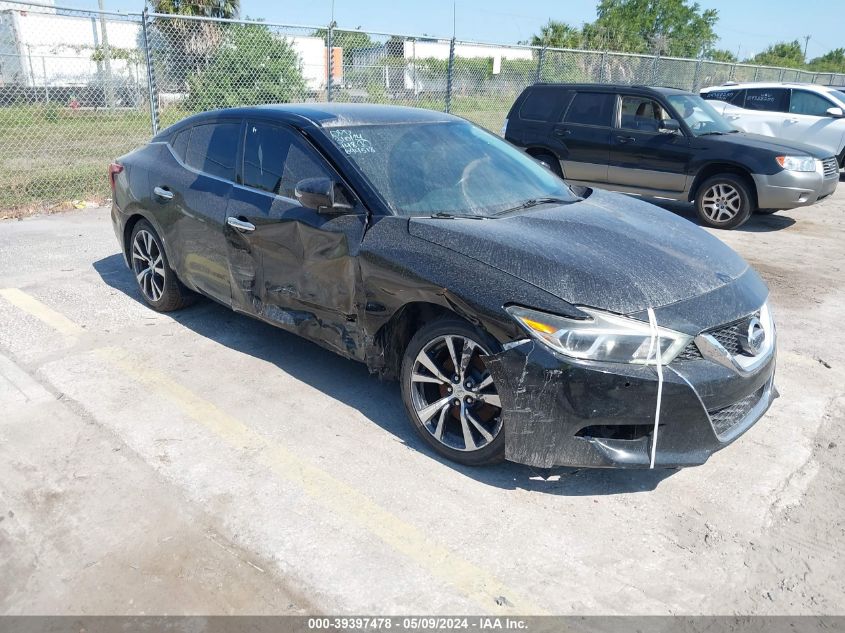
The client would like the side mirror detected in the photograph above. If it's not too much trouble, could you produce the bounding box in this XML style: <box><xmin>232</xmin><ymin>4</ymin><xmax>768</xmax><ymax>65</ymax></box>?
<box><xmin>659</xmin><ymin>118</ymin><xmax>681</xmax><ymax>134</ymax></box>
<box><xmin>825</xmin><ymin>106</ymin><xmax>844</xmax><ymax>118</ymax></box>
<box><xmin>294</xmin><ymin>177</ymin><xmax>353</xmax><ymax>214</ymax></box>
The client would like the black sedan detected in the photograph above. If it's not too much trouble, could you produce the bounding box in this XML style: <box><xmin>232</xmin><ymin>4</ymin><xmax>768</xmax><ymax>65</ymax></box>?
<box><xmin>110</xmin><ymin>104</ymin><xmax>777</xmax><ymax>469</ymax></box>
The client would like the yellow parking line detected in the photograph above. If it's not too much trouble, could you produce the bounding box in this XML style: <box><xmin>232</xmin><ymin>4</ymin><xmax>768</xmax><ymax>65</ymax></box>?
<box><xmin>0</xmin><ymin>288</ymin><xmax>84</xmax><ymax>337</ymax></box>
<box><xmin>3</xmin><ymin>287</ymin><xmax>547</xmax><ymax>615</ymax></box>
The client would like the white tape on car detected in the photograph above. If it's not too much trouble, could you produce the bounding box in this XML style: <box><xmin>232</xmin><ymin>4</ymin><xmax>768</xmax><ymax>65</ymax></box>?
<box><xmin>646</xmin><ymin>307</ymin><xmax>664</xmax><ymax>470</ymax></box>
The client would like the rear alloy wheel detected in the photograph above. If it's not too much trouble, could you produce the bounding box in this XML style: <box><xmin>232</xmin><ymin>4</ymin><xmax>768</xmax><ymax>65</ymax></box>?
<box><xmin>400</xmin><ymin>319</ymin><xmax>505</xmax><ymax>465</ymax></box>
<box><xmin>130</xmin><ymin>220</ymin><xmax>194</xmax><ymax>312</ymax></box>
<box><xmin>695</xmin><ymin>174</ymin><xmax>753</xmax><ymax>229</ymax></box>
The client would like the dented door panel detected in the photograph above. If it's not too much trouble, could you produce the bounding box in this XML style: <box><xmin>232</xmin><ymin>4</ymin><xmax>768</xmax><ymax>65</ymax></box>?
<box><xmin>225</xmin><ymin>186</ymin><xmax>367</xmax><ymax>359</ymax></box>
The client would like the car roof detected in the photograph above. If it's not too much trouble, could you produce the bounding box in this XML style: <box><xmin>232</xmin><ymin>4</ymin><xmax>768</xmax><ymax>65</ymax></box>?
<box><xmin>530</xmin><ymin>83</ymin><xmax>692</xmax><ymax>96</ymax></box>
<box><xmin>161</xmin><ymin>103</ymin><xmax>459</xmax><ymax>135</ymax></box>
<box><xmin>701</xmin><ymin>81</ymin><xmax>839</xmax><ymax>93</ymax></box>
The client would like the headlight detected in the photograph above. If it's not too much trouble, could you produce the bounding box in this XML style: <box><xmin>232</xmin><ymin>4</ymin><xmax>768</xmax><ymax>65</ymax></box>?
<box><xmin>505</xmin><ymin>305</ymin><xmax>692</xmax><ymax>364</ymax></box>
<box><xmin>776</xmin><ymin>155</ymin><xmax>817</xmax><ymax>172</ymax></box>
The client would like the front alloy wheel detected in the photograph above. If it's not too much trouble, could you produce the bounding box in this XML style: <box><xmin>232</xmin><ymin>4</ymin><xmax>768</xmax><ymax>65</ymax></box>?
<box><xmin>695</xmin><ymin>174</ymin><xmax>753</xmax><ymax>229</ymax></box>
<box><xmin>401</xmin><ymin>319</ymin><xmax>505</xmax><ymax>465</ymax></box>
<box><xmin>701</xmin><ymin>183</ymin><xmax>742</xmax><ymax>223</ymax></box>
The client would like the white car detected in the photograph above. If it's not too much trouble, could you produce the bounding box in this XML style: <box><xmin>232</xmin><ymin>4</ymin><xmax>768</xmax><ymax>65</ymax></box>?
<box><xmin>701</xmin><ymin>82</ymin><xmax>845</xmax><ymax>168</ymax></box>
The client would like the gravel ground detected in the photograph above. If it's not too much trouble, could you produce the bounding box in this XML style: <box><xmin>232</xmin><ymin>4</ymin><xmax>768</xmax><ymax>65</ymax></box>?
<box><xmin>0</xmin><ymin>181</ymin><xmax>843</xmax><ymax>615</ymax></box>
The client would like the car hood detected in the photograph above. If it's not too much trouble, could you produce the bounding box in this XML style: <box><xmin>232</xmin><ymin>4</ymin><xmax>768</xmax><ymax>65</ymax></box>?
<box><xmin>408</xmin><ymin>189</ymin><xmax>751</xmax><ymax>316</ymax></box>
<box><xmin>707</xmin><ymin>130</ymin><xmax>833</xmax><ymax>159</ymax></box>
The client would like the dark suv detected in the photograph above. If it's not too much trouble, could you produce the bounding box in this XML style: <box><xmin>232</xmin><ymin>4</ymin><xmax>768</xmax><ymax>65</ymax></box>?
<box><xmin>504</xmin><ymin>83</ymin><xmax>839</xmax><ymax>229</ymax></box>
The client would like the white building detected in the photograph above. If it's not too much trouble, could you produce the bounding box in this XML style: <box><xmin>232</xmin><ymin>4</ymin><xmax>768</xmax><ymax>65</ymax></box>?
<box><xmin>0</xmin><ymin>8</ymin><xmax>335</xmax><ymax>92</ymax></box>
<box><xmin>0</xmin><ymin>9</ymin><xmax>140</xmax><ymax>87</ymax></box>
<box><xmin>0</xmin><ymin>0</ymin><xmax>55</xmax><ymax>12</ymax></box>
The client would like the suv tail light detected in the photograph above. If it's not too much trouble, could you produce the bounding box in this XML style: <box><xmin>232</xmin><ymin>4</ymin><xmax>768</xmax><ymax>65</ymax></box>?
<box><xmin>108</xmin><ymin>162</ymin><xmax>123</xmax><ymax>194</ymax></box>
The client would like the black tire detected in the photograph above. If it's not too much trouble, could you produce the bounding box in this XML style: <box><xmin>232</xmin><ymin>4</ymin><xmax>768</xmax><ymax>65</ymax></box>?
<box><xmin>400</xmin><ymin>317</ymin><xmax>505</xmax><ymax>466</ymax></box>
<box><xmin>694</xmin><ymin>174</ymin><xmax>754</xmax><ymax>230</ymax></box>
<box><xmin>129</xmin><ymin>220</ymin><xmax>195</xmax><ymax>312</ymax></box>
<box><xmin>532</xmin><ymin>151</ymin><xmax>563</xmax><ymax>178</ymax></box>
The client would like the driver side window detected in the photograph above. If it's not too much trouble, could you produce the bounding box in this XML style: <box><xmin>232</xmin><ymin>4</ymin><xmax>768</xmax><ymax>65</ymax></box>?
<box><xmin>619</xmin><ymin>96</ymin><xmax>664</xmax><ymax>133</ymax></box>
<box><xmin>790</xmin><ymin>90</ymin><xmax>834</xmax><ymax>117</ymax></box>
<box><xmin>242</xmin><ymin>122</ymin><xmax>331</xmax><ymax>199</ymax></box>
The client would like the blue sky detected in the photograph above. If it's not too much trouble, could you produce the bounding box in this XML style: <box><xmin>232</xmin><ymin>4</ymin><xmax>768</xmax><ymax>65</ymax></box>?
<box><xmin>74</xmin><ymin>0</ymin><xmax>840</xmax><ymax>59</ymax></box>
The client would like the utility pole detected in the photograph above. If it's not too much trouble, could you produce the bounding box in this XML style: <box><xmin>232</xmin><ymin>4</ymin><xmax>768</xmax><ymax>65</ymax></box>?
<box><xmin>97</xmin><ymin>0</ymin><xmax>115</xmax><ymax>109</ymax></box>
<box><xmin>803</xmin><ymin>35</ymin><xmax>811</xmax><ymax>61</ymax></box>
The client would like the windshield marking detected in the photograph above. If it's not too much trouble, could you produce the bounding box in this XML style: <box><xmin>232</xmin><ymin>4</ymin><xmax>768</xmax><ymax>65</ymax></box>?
<box><xmin>329</xmin><ymin>129</ymin><xmax>376</xmax><ymax>155</ymax></box>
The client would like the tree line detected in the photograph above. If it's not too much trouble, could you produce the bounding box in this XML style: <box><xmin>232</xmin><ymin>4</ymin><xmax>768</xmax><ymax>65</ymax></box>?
<box><xmin>525</xmin><ymin>0</ymin><xmax>844</xmax><ymax>73</ymax></box>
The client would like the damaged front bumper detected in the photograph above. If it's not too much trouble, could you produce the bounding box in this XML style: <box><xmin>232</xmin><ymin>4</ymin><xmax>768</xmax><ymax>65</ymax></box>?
<box><xmin>484</xmin><ymin>339</ymin><xmax>777</xmax><ymax>469</ymax></box>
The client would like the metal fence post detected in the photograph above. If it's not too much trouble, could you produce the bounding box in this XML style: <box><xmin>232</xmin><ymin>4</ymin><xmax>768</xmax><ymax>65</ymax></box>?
<box><xmin>141</xmin><ymin>8</ymin><xmax>159</xmax><ymax>135</ymax></box>
<box><xmin>729</xmin><ymin>63</ymin><xmax>736</xmax><ymax>81</ymax></box>
<box><xmin>600</xmin><ymin>50</ymin><xmax>608</xmax><ymax>83</ymax></box>
<box><xmin>326</xmin><ymin>21</ymin><xmax>334</xmax><ymax>102</ymax></box>
<box><xmin>650</xmin><ymin>54</ymin><xmax>659</xmax><ymax>85</ymax></box>
<box><xmin>535</xmin><ymin>47</ymin><xmax>545</xmax><ymax>83</ymax></box>
<box><xmin>412</xmin><ymin>38</ymin><xmax>418</xmax><ymax>103</ymax></box>
<box><xmin>692</xmin><ymin>57</ymin><xmax>702</xmax><ymax>91</ymax></box>
<box><xmin>779</xmin><ymin>67</ymin><xmax>786</xmax><ymax>81</ymax></box>
<box><xmin>445</xmin><ymin>37</ymin><xmax>455</xmax><ymax>113</ymax></box>
<box><xmin>41</xmin><ymin>56</ymin><xmax>50</xmax><ymax>104</ymax></box>
<box><xmin>98</xmin><ymin>0</ymin><xmax>115</xmax><ymax>110</ymax></box>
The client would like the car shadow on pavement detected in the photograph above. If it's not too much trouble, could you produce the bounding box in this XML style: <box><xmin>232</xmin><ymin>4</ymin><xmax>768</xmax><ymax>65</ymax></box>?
<box><xmin>94</xmin><ymin>253</ymin><xmax>676</xmax><ymax>495</ymax></box>
<box><xmin>648</xmin><ymin>199</ymin><xmax>797</xmax><ymax>232</ymax></box>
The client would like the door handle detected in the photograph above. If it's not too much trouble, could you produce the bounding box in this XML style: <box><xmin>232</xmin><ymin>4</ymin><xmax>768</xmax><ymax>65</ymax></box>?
<box><xmin>786</xmin><ymin>118</ymin><xmax>800</xmax><ymax>124</ymax></box>
<box><xmin>554</xmin><ymin>128</ymin><xmax>572</xmax><ymax>137</ymax></box>
<box><xmin>726</xmin><ymin>114</ymin><xmax>741</xmax><ymax>120</ymax></box>
<box><xmin>153</xmin><ymin>186</ymin><xmax>173</xmax><ymax>200</ymax></box>
<box><xmin>227</xmin><ymin>216</ymin><xmax>255</xmax><ymax>233</ymax></box>
<box><xmin>617</xmin><ymin>135</ymin><xmax>636</xmax><ymax>143</ymax></box>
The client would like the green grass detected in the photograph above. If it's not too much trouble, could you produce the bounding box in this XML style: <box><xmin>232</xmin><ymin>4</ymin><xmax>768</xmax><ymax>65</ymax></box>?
<box><xmin>0</xmin><ymin>106</ymin><xmax>156</xmax><ymax>209</ymax></box>
<box><xmin>0</xmin><ymin>96</ymin><xmax>511</xmax><ymax>210</ymax></box>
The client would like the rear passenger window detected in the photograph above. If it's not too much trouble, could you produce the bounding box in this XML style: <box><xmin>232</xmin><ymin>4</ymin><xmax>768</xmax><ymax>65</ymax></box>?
<box><xmin>563</xmin><ymin>92</ymin><xmax>614</xmax><ymax>127</ymax></box>
<box><xmin>243</xmin><ymin>122</ymin><xmax>331</xmax><ymax>198</ymax></box>
<box><xmin>790</xmin><ymin>90</ymin><xmax>834</xmax><ymax>116</ymax></box>
<box><xmin>185</xmin><ymin>122</ymin><xmax>240</xmax><ymax>181</ymax></box>
<box><xmin>744</xmin><ymin>88</ymin><xmax>789</xmax><ymax>112</ymax></box>
<box><xmin>170</xmin><ymin>128</ymin><xmax>189</xmax><ymax>162</ymax></box>
<box><xmin>518</xmin><ymin>87</ymin><xmax>562</xmax><ymax>121</ymax></box>
<box><xmin>702</xmin><ymin>89</ymin><xmax>745</xmax><ymax>106</ymax></box>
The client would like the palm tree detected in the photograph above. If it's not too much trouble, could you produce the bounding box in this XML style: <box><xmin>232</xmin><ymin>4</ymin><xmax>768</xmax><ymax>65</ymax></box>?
<box><xmin>149</xmin><ymin>0</ymin><xmax>241</xmax><ymax>89</ymax></box>
<box><xmin>150</xmin><ymin>0</ymin><xmax>239</xmax><ymax>19</ymax></box>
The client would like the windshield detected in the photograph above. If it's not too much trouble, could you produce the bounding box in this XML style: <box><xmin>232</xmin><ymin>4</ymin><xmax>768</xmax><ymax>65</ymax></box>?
<box><xmin>666</xmin><ymin>94</ymin><xmax>737</xmax><ymax>136</ymax></box>
<box><xmin>325</xmin><ymin>121</ymin><xmax>578</xmax><ymax>217</ymax></box>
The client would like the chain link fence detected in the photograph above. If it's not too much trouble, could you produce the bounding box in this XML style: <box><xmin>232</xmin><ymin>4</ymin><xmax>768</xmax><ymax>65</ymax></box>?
<box><xmin>2</xmin><ymin>0</ymin><xmax>844</xmax><ymax>210</ymax></box>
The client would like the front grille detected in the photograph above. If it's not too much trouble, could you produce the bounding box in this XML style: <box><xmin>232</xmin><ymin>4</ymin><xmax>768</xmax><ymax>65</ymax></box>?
<box><xmin>672</xmin><ymin>311</ymin><xmax>760</xmax><ymax>364</ymax></box>
<box><xmin>710</xmin><ymin>323</ymin><xmax>744</xmax><ymax>356</ymax></box>
<box><xmin>708</xmin><ymin>383</ymin><xmax>766</xmax><ymax>438</ymax></box>
<box><xmin>822</xmin><ymin>157</ymin><xmax>839</xmax><ymax>178</ymax></box>
<box><xmin>708</xmin><ymin>312</ymin><xmax>759</xmax><ymax>357</ymax></box>
<box><xmin>676</xmin><ymin>341</ymin><xmax>703</xmax><ymax>361</ymax></box>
